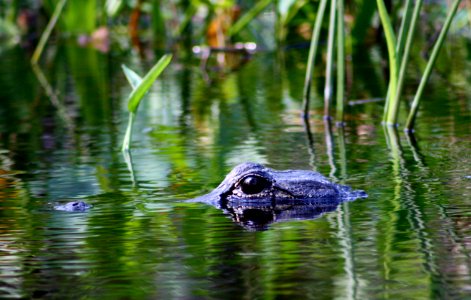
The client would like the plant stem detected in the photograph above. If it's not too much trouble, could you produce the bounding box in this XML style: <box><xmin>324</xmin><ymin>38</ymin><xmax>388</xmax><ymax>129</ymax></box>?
<box><xmin>396</xmin><ymin>0</ymin><xmax>414</xmax><ymax>62</ymax></box>
<box><xmin>336</xmin><ymin>0</ymin><xmax>345</xmax><ymax>125</ymax></box>
<box><xmin>31</xmin><ymin>0</ymin><xmax>67</xmax><ymax>64</ymax></box>
<box><xmin>376</xmin><ymin>0</ymin><xmax>398</xmax><ymax>125</ymax></box>
<box><xmin>122</xmin><ymin>112</ymin><xmax>135</xmax><ymax>152</ymax></box>
<box><xmin>324</xmin><ymin>0</ymin><xmax>337</xmax><ymax>118</ymax></box>
<box><xmin>382</xmin><ymin>0</ymin><xmax>413</xmax><ymax>118</ymax></box>
<box><xmin>302</xmin><ymin>0</ymin><xmax>328</xmax><ymax>119</ymax></box>
<box><xmin>389</xmin><ymin>0</ymin><xmax>423</xmax><ymax>125</ymax></box>
<box><xmin>405</xmin><ymin>0</ymin><xmax>462</xmax><ymax>131</ymax></box>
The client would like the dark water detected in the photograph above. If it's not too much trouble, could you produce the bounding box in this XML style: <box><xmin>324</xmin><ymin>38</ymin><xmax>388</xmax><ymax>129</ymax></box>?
<box><xmin>0</xmin><ymin>41</ymin><xmax>470</xmax><ymax>299</ymax></box>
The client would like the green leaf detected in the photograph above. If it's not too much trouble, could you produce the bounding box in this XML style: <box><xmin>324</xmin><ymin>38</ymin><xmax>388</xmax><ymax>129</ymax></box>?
<box><xmin>121</xmin><ymin>64</ymin><xmax>143</xmax><ymax>89</ymax></box>
<box><xmin>125</xmin><ymin>54</ymin><xmax>172</xmax><ymax>113</ymax></box>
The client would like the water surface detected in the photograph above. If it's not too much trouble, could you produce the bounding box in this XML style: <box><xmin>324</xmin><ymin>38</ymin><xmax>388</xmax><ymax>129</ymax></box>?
<box><xmin>0</xmin><ymin>42</ymin><xmax>470</xmax><ymax>299</ymax></box>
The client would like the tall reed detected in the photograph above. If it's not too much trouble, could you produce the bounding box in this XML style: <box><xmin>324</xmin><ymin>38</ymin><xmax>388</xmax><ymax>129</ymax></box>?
<box><xmin>405</xmin><ymin>0</ymin><xmax>462</xmax><ymax>131</ymax></box>
<box><xmin>31</xmin><ymin>0</ymin><xmax>67</xmax><ymax>64</ymax></box>
<box><xmin>386</xmin><ymin>0</ymin><xmax>423</xmax><ymax>125</ymax></box>
<box><xmin>302</xmin><ymin>0</ymin><xmax>328</xmax><ymax>119</ymax></box>
<box><xmin>336</xmin><ymin>0</ymin><xmax>345</xmax><ymax>125</ymax></box>
<box><xmin>376</xmin><ymin>0</ymin><xmax>398</xmax><ymax>126</ymax></box>
<box><xmin>396</xmin><ymin>0</ymin><xmax>414</xmax><ymax>62</ymax></box>
<box><xmin>383</xmin><ymin>0</ymin><xmax>413</xmax><ymax>118</ymax></box>
<box><xmin>324</xmin><ymin>0</ymin><xmax>337</xmax><ymax>118</ymax></box>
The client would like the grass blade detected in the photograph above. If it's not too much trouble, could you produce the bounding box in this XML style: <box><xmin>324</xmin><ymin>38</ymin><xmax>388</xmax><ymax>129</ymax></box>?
<box><xmin>389</xmin><ymin>0</ymin><xmax>423</xmax><ymax>126</ymax></box>
<box><xmin>31</xmin><ymin>0</ymin><xmax>67</xmax><ymax>64</ymax></box>
<box><xmin>382</xmin><ymin>0</ymin><xmax>413</xmax><ymax>120</ymax></box>
<box><xmin>396</xmin><ymin>0</ymin><xmax>414</xmax><ymax>62</ymax></box>
<box><xmin>324</xmin><ymin>0</ymin><xmax>337</xmax><ymax>118</ymax></box>
<box><xmin>126</xmin><ymin>54</ymin><xmax>172</xmax><ymax>113</ymax></box>
<box><xmin>405</xmin><ymin>0</ymin><xmax>462</xmax><ymax>131</ymax></box>
<box><xmin>376</xmin><ymin>0</ymin><xmax>398</xmax><ymax>125</ymax></box>
<box><xmin>336</xmin><ymin>0</ymin><xmax>345</xmax><ymax>125</ymax></box>
<box><xmin>302</xmin><ymin>0</ymin><xmax>328</xmax><ymax>119</ymax></box>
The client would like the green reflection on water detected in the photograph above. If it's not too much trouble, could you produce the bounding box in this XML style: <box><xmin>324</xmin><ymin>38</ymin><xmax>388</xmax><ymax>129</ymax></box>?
<box><xmin>0</xmin><ymin>39</ymin><xmax>470</xmax><ymax>299</ymax></box>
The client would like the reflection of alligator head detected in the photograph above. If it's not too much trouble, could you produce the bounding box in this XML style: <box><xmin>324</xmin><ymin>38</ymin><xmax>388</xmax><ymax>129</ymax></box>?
<box><xmin>190</xmin><ymin>162</ymin><xmax>367</xmax><ymax>230</ymax></box>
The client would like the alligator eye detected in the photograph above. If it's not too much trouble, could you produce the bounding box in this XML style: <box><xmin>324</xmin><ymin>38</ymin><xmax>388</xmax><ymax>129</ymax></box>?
<box><xmin>240</xmin><ymin>175</ymin><xmax>269</xmax><ymax>194</ymax></box>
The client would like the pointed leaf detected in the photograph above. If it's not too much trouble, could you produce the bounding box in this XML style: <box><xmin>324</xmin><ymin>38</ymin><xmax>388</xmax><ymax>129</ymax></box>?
<box><xmin>126</xmin><ymin>54</ymin><xmax>173</xmax><ymax>113</ymax></box>
<box><xmin>121</xmin><ymin>64</ymin><xmax>143</xmax><ymax>89</ymax></box>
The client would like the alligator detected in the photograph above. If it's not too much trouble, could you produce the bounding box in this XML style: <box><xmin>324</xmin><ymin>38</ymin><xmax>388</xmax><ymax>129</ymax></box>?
<box><xmin>53</xmin><ymin>162</ymin><xmax>367</xmax><ymax>230</ymax></box>
<box><xmin>190</xmin><ymin>162</ymin><xmax>367</xmax><ymax>230</ymax></box>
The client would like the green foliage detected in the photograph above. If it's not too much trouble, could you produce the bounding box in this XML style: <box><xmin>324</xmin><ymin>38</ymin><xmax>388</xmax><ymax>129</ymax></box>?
<box><xmin>377</xmin><ymin>0</ymin><xmax>463</xmax><ymax>128</ymax></box>
<box><xmin>324</xmin><ymin>0</ymin><xmax>337</xmax><ymax>117</ymax></box>
<box><xmin>302</xmin><ymin>0</ymin><xmax>346</xmax><ymax>123</ymax></box>
<box><xmin>406</xmin><ymin>0</ymin><xmax>463</xmax><ymax>131</ymax></box>
<box><xmin>302</xmin><ymin>0</ymin><xmax>328</xmax><ymax>118</ymax></box>
<box><xmin>336</xmin><ymin>0</ymin><xmax>345</xmax><ymax>124</ymax></box>
<box><xmin>388</xmin><ymin>0</ymin><xmax>423</xmax><ymax>125</ymax></box>
<box><xmin>31</xmin><ymin>0</ymin><xmax>67</xmax><ymax>64</ymax></box>
<box><xmin>121</xmin><ymin>54</ymin><xmax>173</xmax><ymax>152</ymax></box>
<box><xmin>125</xmin><ymin>54</ymin><xmax>172</xmax><ymax>113</ymax></box>
<box><xmin>376</xmin><ymin>0</ymin><xmax>398</xmax><ymax>125</ymax></box>
<box><xmin>2</xmin><ymin>0</ymin><xmax>467</xmax><ymax>132</ymax></box>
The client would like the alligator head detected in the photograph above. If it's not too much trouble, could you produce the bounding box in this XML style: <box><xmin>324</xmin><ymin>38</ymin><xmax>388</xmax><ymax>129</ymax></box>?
<box><xmin>191</xmin><ymin>162</ymin><xmax>367</xmax><ymax>230</ymax></box>
<box><xmin>54</xmin><ymin>201</ymin><xmax>92</xmax><ymax>212</ymax></box>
